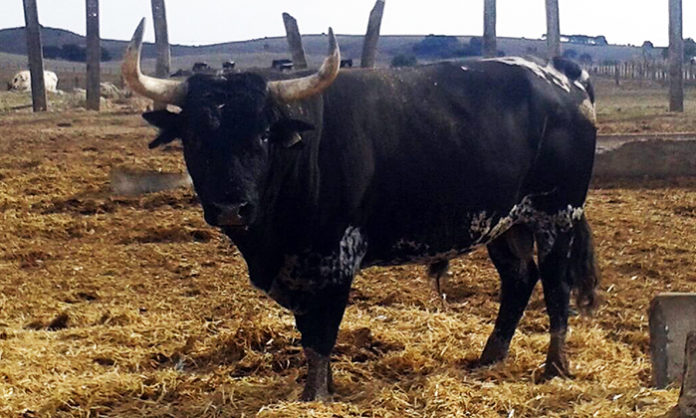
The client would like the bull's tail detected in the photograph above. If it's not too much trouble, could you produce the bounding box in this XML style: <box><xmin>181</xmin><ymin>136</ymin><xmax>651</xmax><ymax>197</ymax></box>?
<box><xmin>568</xmin><ymin>213</ymin><xmax>600</xmax><ymax>314</ymax></box>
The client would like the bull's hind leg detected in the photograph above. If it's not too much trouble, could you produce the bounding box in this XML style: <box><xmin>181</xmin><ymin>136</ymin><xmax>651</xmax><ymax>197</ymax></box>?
<box><xmin>537</xmin><ymin>230</ymin><xmax>574</xmax><ymax>379</ymax></box>
<box><xmin>479</xmin><ymin>225</ymin><xmax>539</xmax><ymax>365</ymax></box>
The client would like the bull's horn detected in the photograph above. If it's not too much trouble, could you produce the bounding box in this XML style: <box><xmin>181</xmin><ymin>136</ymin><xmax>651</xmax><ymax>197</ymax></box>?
<box><xmin>121</xmin><ymin>18</ymin><xmax>187</xmax><ymax>106</ymax></box>
<box><xmin>268</xmin><ymin>28</ymin><xmax>340</xmax><ymax>102</ymax></box>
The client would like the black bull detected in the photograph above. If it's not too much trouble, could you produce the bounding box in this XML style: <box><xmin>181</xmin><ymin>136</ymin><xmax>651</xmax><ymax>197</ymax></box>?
<box><xmin>125</xmin><ymin>25</ymin><xmax>600</xmax><ymax>401</ymax></box>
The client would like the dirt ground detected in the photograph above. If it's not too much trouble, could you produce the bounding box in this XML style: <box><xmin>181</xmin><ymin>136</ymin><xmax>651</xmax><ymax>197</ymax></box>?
<box><xmin>0</xmin><ymin>86</ymin><xmax>695</xmax><ymax>417</ymax></box>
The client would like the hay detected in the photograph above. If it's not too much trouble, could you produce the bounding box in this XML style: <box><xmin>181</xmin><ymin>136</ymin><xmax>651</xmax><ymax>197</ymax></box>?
<box><xmin>0</xmin><ymin>108</ymin><xmax>693</xmax><ymax>416</ymax></box>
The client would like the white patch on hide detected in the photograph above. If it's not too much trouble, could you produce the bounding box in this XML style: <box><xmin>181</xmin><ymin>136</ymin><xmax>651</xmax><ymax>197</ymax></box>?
<box><xmin>578</xmin><ymin>98</ymin><xmax>597</xmax><ymax>126</ymax></box>
<box><xmin>486</xmin><ymin>57</ymin><xmax>572</xmax><ymax>92</ymax></box>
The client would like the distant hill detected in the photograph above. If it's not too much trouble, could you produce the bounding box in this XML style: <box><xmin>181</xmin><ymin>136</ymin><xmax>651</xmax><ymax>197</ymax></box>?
<box><xmin>0</xmin><ymin>25</ymin><xmax>656</xmax><ymax>72</ymax></box>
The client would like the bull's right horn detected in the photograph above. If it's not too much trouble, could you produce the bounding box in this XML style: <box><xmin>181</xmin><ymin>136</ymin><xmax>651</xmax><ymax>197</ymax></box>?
<box><xmin>121</xmin><ymin>18</ymin><xmax>187</xmax><ymax>106</ymax></box>
<box><xmin>267</xmin><ymin>28</ymin><xmax>340</xmax><ymax>102</ymax></box>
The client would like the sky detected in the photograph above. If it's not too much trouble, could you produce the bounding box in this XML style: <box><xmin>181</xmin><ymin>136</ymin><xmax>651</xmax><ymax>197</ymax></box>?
<box><xmin>0</xmin><ymin>0</ymin><xmax>695</xmax><ymax>48</ymax></box>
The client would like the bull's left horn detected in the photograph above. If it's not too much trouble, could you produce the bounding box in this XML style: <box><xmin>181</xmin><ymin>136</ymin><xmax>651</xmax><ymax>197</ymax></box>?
<box><xmin>121</xmin><ymin>18</ymin><xmax>187</xmax><ymax>106</ymax></box>
<box><xmin>268</xmin><ymin>28</ymin><xmax>340</xmax><ymax>102</ymax></box>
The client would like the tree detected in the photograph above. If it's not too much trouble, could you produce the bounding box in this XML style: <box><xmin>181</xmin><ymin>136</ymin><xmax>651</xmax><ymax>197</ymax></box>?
<box><xmin>391</xmin><ymin>54</ymin><xmax>417</xmax><ymax>67</ymax></box>
<box><xmin>562</xmin><ymin>49</ymin><xmax>578</xmax><ymax>59</ymax></box>
<box><xmin>42</xmin><ymin>45</ymin><xmax>61</xmax><ymax>59</ymax></box>
<box><xmin>468</xmin><ymin>36</ymin><xmax>483</xmax><ymax>55</ymax></box>
<box><xmin>61</xmin><ymin>43</ymin><xmax>86</xmax><ymax>61</ymax></box>
<box><xmin>100</xmin><ymin>47</ymin><xmax>111</xmax><ymax>61</ymax></box>
<box><xmin>684</xmin><ymin>38</ymin><xmax>696</xmax><ymax>59</ymax></box>
<box><xmin>412</xmin><ymin>35</ymin><xmax>461</xmax><ymax>57</ymax></box>
<box><xmin>594</xmin><ymin>35</ymin><xmax>608</xmax><ymax>46</ymax></box>
<box><xmin>579</xmin><ymin>53</ymin><xmax>593</xmax><ymax>64</ymax></box>
<box><xmin>642</xmin><ymin>40</ymin><xmax>654</xmax><ymax>49</ymax></box>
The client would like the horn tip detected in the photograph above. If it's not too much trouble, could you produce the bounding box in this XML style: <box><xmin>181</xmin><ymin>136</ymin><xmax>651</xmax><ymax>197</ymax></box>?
<box><xmin>132</xmin><ymin>18</ymin><xmax>146</xmax><ymax>45</ymax></box>
<box><xmin>327</xmin><ymin>28</ymin><xmax>337</xmax><ymax>53</ymax></box>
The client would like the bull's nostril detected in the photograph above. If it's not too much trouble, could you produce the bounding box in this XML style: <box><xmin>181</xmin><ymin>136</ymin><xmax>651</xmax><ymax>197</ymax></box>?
<box><xmin>237</xmin><ymin>202</ymin><xmax>251</xmax><ymax>220</ymax></box>
<box><xmin>210</xmin><ymin>201</ymin><xmax>250</xmax><ymax>226</ymax></box>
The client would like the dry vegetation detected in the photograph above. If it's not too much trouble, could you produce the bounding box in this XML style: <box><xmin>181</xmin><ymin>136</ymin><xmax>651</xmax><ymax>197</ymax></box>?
<box><xmin>595</xmin><ymin>78</ymin><xmax>696</xmax><ymax>134</ymax></box>
<box><xmin>0</xmin><ymin>77</ymin><xmax>695</xmax><ymax>417</ymax></box>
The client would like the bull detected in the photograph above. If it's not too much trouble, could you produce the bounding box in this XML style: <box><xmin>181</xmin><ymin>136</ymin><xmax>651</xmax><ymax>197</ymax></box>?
<box><xmin>122</xmin><ymin>19</ymin><xmax>600</xmax><ymax>401</ymax></box>
<box><xmin>9</xmin><ymin>70</ymin><xmax>58</xmax><ymax>93</ymax></box>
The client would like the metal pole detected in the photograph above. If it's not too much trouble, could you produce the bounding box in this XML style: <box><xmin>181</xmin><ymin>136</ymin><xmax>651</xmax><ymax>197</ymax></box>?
<box><xmin>86</xmin><ymin>0</ymin><xmax>100</xmax><ymax>111</ymax></box>
<box><xmin>483</xmin><ymin>0</ymin><xmax>496</xmax><ymax>58</ymax></box>
<box><xmin>545</xmin><ymin>0</ymin><xmax>561</xmax><ymax>58</ymax></box>
<box><xmin>361</xmin><ymin>0</ymin><xmax>385</xmax><ymax>68</ymax></box>
<box><xmin>282</xmin><ymin>12</ymin><xmax>307</xmax><ymax>69</ymax></box>
<box><xmin>669</xmin><ymin>0</ymin><xmax>684</xmax><ymax>112</ymax></box>
<box><xmin>22</xmin><ymin>0</ymin><xmax>47</xmax><ymax>111</ymax></box>
<box><xmin>151</xmin><ymin>0</ymin><xmax>171</xmax><ymax>110</ymax></box>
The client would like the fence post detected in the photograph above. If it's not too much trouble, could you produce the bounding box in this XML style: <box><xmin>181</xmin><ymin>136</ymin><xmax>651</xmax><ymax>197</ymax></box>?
<box><xmin>22</xmin><ymin>0</ymin><xmax>47</xmax><ymax>111</ymax></box>
<box><xmin>151</xmin><ymin>0</ymin><xmax>171</xmax><ymax>110</ymax></box>
<box><xmin>282</xmin><ymin>12</ymin><xmax>307</xmax><ymax>69</ymax></box>
<box><xmin>669</xmin><ymin>0</ymin><xmax>684</xmax><ymax>112</ymax></box>
<box><xmin>85</xmin><ymin>0</ymin><xmax>100</xmax><ymax>111</ymax></box>
<box><xmin>483</xmin><ymin>0</ymin><xmax>497</xmax><ymax>58</ymax></box>
<box><xmin>545</xmin><ymin>0</ymin><xmax>560</xmax><ymax>58</ymax></box>
<box><xmin>361</xmin><ymin>0</ymin><xmax>385</xmax><ymax>68</ymax></box>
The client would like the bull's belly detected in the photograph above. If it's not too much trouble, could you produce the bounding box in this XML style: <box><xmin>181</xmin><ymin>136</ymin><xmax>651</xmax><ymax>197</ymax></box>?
<box><xmin>362</xmin><ymin>210</ymin><xmax>513</xmax><ymax>268</ymax></box>
<box><xmin>360</xmin><ymin>194</ymin><xmax>584</xmax><ymax>268</ymax></box>
<box><xmin>363</xmin><ymin>239</ymin><xmax>479</xmax><ymax>268</ymax></box>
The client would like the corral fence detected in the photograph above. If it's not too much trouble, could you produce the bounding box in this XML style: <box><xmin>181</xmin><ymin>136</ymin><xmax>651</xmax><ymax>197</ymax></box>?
<box><xmin>586</xmin><ymin>61</ymin><xmax>696</xmax><ymax>83</ymax></box>
<box><xmin>0</xmin><ymin>61</ymin><xmax>122</xmax><ymax>90</ymax></box>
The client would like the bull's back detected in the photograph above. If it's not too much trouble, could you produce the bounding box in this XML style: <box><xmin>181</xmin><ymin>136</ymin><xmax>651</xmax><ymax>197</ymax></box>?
<box><xmin>318</xmin><ymin>63</ymin><xmax>546</xmax><ymax>264</ymax></box>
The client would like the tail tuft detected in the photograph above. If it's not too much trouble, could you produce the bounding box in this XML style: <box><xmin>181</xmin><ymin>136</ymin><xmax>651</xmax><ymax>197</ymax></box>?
<box><xmin>568</xmin><ymin>213</ymin><xmax>601</xmax><ymax>314</ymax></box>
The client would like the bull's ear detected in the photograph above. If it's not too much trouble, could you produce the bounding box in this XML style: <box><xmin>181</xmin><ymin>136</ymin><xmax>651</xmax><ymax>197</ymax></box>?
<box><xmin>143</xmin><ymin>110</ymin><xmax>178</xmax><ymax>129</ymax></box>
<box><xmin>143</xmin><ymin>110</ymin><xmax>181</xmax><ymax>148</ymax></box>
<box><xmin>270</xmin><ymin>119</ymin><xmax>315</xmax><ymax>148</ymax></box>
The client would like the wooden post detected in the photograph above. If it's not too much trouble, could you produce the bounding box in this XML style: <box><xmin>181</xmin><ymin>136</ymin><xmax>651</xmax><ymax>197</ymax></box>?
<box><xmin>85</xmin><ymin>0</ymin><xmax>100</xmax><ymax>111</ymax></box>
<box><xmin>282</xmin><ymin>12</ymin><xmax>307</xmax><ymax>69</ymax></box>
<box><xmin>151</xmin><ymin>0</ymin><xmax>171</xmax><ymax>110</ymax></box>
<box><xmin>361</xmin><ymin>0</ymin><xmax>385</xmax><ymax>68</ymax></box>
<box><xmin>669</xmin><ymin>0</ymin><xmax>684</xmax><ymax>112</ymax></box>
<box><xmin>483</xmin><ymin>0</ymin><xmax>496</xmax><ymax>58</ymax></box>
<box><xmin>22</xmin><ymin>0</ymin><xmax>47</xmax><ymax>111</ymax></box>
<box><xmin>545</xmin><ymin>0</ymin><xmax>561</xmax><ymax>58</ymax></box>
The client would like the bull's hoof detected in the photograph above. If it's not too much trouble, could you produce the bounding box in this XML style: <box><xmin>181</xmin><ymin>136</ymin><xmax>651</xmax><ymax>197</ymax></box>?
<box><xmin>299</xmin><ymin>385</ymin><xmax>331</xmax><ymax>402</ymax></box>
<box><xmin>477</xmin><ymin>336</ymin><xmax>510</xmax><ymax>367</ymax></box>
<box><xmin>539</xmin><ymin>358</ymin><xmax>573</xmax><ymax>381</ymax></box>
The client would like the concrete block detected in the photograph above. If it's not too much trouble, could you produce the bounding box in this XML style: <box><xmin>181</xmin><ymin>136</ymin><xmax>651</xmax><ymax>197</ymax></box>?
<box><xmin>110</xmin><ymin>166</ymin><xmax>191</xmax><ymax>196</ymax></box>
<box><xmin>594</xmin><ymin>137</ymin><xmax>696</xmax><ymax>179</ymax></box>
<box><xmin>650</xmin><ymin>293</ymin><xmax>696</xmax><ymax>388</ymax></box>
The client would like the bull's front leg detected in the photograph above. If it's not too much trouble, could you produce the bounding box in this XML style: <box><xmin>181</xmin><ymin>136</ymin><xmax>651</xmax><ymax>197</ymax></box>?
<box><xmin>294</xmin><ymin>284</ymin><xmax>351</xmax><ymax>401</ymax></box>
